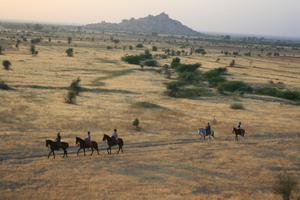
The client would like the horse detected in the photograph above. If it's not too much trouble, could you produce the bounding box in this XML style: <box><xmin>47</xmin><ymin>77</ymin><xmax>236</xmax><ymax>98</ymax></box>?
<box><xmin>198</xmin><ymin>128</ymin><xmax>215</xmax><ymax>140</ymax></box>
<box><xmin>102</xmin><ymin>134</ymin><xmax>124</xmax><ymax>154</ymax></box>
<box><xmin>75</xmin><ymin>137</ymin><xmax>99</xmax><ymax>156</ymax></box>
<box><xmin>46</xmin><ymin>140</ymin><xmax>69</xmax><ymax>159</ymax></box>
<box><xmin>232</xmin><ymin>127</ymin><xmax>246</xmax><ymax>141</ymax></box>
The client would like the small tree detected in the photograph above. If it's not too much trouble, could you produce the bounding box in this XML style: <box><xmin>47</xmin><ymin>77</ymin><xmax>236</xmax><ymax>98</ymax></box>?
<box><xmin>152</xmin><ymin>46</ymin><xmax>158</xmax><ymax>51</ymax></box>
<box><xmin>15</xmin><ymin>39</ymin><xmax>21</xmax><ymax>48</ymax></box>
<box><xmin>229</xmin><ymin>59</ymin><xmax>235</xmax><ymax>67</ymax></box>
<box><xmin>68</xmin><ymin>37</ymin><xmax>72</xmax><ymax>45</ymax></box>
<box><xmin>0</xmin><ymin>80</ymin><xmax>11</xmax><ymax>90</ymax></box>
<box><xmin>136</xmin><ymin>43</ymin><xmax>144</xmax><ymax>48</ymax></box>
<box><xmin>30</xmin><ymin>45</ymin><xmax>38</xmax><ymax>55</ymax></box>
<box><xmin>48</xmin><ymin>37</ymin><xmax>52</xmax><ymax>43</ymax></box>
<box><xmin>129</xmin><ymin>45</ymin><xmax>133</xmax><ymax>50</ymax></box>
<box><xmin>65</xmin><ymin>91</ymin><xmax>77</xmax><ymax>104</ymax></box>
<box><xmin>66</xmin><ymin>48</ymin><xmax>74</xmax><ymax>57</ymax></box>
<box><xmin>132</xmin><ymin>118</ymin><xmax>140</xmax><ymax>130</ymax></box>
<box><xmin>2</xmin><ymin>60</ymin><xmax>12</xmax><ymax>70</ymax></box>
<box><xmin>273</xmin><ymin>173</ymin><xmax>298</xmax><ymax>200</ymax></box>
<box><xmin>70</xmin><ymin>77</ymin><xmax>81</xmax><ymax>95</ymax></box>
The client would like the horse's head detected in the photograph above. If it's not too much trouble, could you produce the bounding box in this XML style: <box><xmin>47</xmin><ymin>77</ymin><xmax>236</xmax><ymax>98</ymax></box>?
<box><xmin>46</xmin><ymin>140</ymin><xmax>49</xmax><ymax>147</ymax></box>
<box><xmin>232</xmin><ymin>127</ymin><xmax>236</xmax><ymax>134</ymax></box>
<box><xmin>75</xmin><ymin>137</ymin><xmax>80</xmax><ymax>144</ymax></box>
<box><xmin>103</xmin><ymin>134</ymin><xmax>108</xmax><ymax>141</ymax></box>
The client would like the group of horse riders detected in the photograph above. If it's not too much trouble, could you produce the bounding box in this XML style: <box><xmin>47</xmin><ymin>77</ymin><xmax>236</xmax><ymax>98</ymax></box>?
<box><xmin>199</xmin><ymin>121</ymin><xmax>243</xmax><ymax>138</ymax></box>
<box><xmin>55</xmin><ymin>129</ymin><xmax>120</xmax><ymax>148</ymax></box>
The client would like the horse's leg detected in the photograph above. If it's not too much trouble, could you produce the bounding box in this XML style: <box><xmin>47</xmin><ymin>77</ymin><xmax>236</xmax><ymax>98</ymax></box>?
<box><xmin>48</xmin><ymin>150</ymin><xmax>52</xmax><ymax>159</ymax></box>
<box><xmin>96</xmin><ymin>147</ymin><xmax>99</xmax><ymax>155</ymax></box>
<box><xmin>77</xmin><ymin>148</ymin><xmax>81</xmax><ymax>156</ymax></box>
<box><xmin>106</xmin><ymin>147</ymin><xmax>109</xmax><ymax>154</ymax></box>
<box><xmin>53</xmin><ymin>150</ymin><xmax>55</xmax><ymax>159</ymax></box>
<box><xmin>91</xmin><ymin>147</ymin><xmax>94</xmax><ymax>156</ymax></box>
<box><xmin>65</xmin><ymin>149</ymin><xmax>68</xmax><ymax>158</ymax></box>
<box><xmin>83</xmin><ymin>148</ymin><xmax>86</xmax><ymax>156</ymax></box>
<box><xmin>117</xmin><ymin>146</ymin><xmax>120</xmax><ymax>154</ymax></box>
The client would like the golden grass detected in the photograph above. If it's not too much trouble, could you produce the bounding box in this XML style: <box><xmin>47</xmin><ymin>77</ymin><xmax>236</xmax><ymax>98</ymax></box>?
<box><xmin>0</xmin><ymin>33</ymin><xmax>299</xmax><ymax>200</ymax></box>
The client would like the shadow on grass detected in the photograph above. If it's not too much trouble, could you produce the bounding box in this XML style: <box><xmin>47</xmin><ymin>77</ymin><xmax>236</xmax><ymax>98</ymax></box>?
<box><xmin>13</xmin><ymin>85</ymin><xmax>138</xmax><ymax>95</ymax></box>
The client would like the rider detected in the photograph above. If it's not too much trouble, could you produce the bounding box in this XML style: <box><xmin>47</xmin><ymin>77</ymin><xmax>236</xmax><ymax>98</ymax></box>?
<box><xmin>206</xmin><ymin>122</ymin><xmax>211</xmax><ymax>135</ymax></box>
<box><xmin>55</xmin><ymin>132</ymin><xmax>61</xmax><ymax>147</ymax></box>
<box><xmin>111</xmin><ymin>129</ymin><xmax>119</xmax><ymax>143</ymax></box>
<box><xmin>85</xmin><ymin>131</ymin><xmax>92</xmax><ymax>146</ymax></box>
<box><xmin>237</xmin><ymin>121</ymin><xmax>242</xmax><ymax>130</ymax></box>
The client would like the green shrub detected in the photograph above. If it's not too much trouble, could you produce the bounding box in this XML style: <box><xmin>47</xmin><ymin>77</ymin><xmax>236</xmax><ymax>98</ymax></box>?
<box><xmin>165</xmin><ymin>81</ymin><xmax>184</xmax><ymax>97</ymax></box>
<box><xmin>30</xmin><ymin>45</ymin><xmax>38</xmax><ymax>55</ymax></box>
<box><xmin>195</xmin><ymin>48</ymin><xmax>207</xmax><ymax>55</ymax></box>
<box><xmin>136</xmin><ymin>43</ymin><xmax>144</xmax><ymax>48</ymax></box>
<box><xmin>152</xmin><ymin>46</ymin><xmax>158</xmax><ymax>51</ymax></box>
<box><xmin>218</xmin><ymin>81</ymin><xmax>253</xmax><ymax>93</ymax></box>
<box><xmin>204</xmin><ymin>67</ymin><xmax>228</xmax><ymax>79</ymax></box>
<box><xmin>142</xmin><ymin>59</ymin><xmax>158</xmax><ymax>67</ymax></box>
<box><xmin>208</xmin><ymin>76</ymin><xmax>227</xmax><ymax>87</ymax></box>
<box><xmin>230</xmin><ymin>102</ymin><xmax>245</xmax><ymax>110</ymax></box>
<box><xmin>122</xmin><ymin>52</ymin><xmax>153</xmax><ymax>65</ymax></box>
<box><xmin>70</xmin><ymin>77</ymin><xmax>81</xmax><ymax>95</ymax></box>
<box><xmin>273</xmin><ymin>173</ymin><xmax>298</xmax><ymax>200</ymax></box>
<box><xmin>175</xmin><ymin>86</ymin><xmax>209</xmax><ymax>98</ymax></box>
<box><xmin>255</xmin><ymin>87</ymin><xmax>300</xmax><ymax>102</ymax></box>
<box><xmin>0</xmin><ymin>45</ymin><xmax>4</xmax><ymax>55</ymax></box>
<box><xmin>0</xmin><ymin>80</ymin><xmax>11</xmax><ymax>90</ymax></box>
<box><xmin>65</xmin><ymin>90</ymin><xmax>77</xmax><ymax>104</ymax></box>
<box><xmin>175</xmin><ymin>63</ymin><xmax>201</xmax><ymax>73</ymax></box>
<box><xmin>66</xmin><ymin>48</ymin><xmax>74</xmax><ymax>57</ymax></box>
<box><xmin>31</xmin><ymin>38</ymin><xmax>41</xmax><ymax>44</ymax></box>
<box><xmin>132</xmin><ymin>118</ymin><xmax>140</xmax><ymax>130</ymax></box>
<box><xmin>178</xmin><ymin>71</ymin><xmax>201</xmax><ymax>83</ymax></box>
<box><xmin>2</xmin><ymin>60</ymin><xmax>12</xmax><ymax>70</ymax></box>
<box><xmin>170</xmin><ymin>57</ymin><xmax>181</xmax><ymax>68</ymax></box>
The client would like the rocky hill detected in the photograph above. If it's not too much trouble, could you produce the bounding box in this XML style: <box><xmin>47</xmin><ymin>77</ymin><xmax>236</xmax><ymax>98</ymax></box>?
<box><xmin>85</xmin><ymin>12</ymin><xmax>200</xmax><ymax>36</ymax></box>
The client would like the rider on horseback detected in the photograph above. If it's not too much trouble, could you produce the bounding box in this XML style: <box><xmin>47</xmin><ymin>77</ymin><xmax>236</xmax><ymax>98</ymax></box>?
<box><xmin>237</xmin><ymin>122</ymin><xmax>242</xmax><ymax>130</ymax></box>
<box><xmin>85</xmin><ymin>131</ymin><xmax>92</xmax><ymax>146</ymax></box>
<box><xmin>55</xmin><ymin>132</ymin><xmax>61</xmax><ymax>147</ymax></box>
<box><xmin>206</xmin><ymin>122</ymin><xmax>211</xmax><ymax>135</ymax></box>
<box><xmin>111</xmin><ymin>129</ymin><xmax>119</xmax><ymax>144</ymax></box>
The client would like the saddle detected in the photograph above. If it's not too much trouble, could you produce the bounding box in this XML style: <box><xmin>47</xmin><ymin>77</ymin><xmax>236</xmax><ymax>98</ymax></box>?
<box><xmin>111</xmin><ymin>137</ymin><xmax>119</xmax><ymax>145</ymax></box>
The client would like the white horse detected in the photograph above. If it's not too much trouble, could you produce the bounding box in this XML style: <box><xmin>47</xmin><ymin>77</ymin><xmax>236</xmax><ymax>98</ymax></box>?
<box><xmin>198</xmin><ymin>128</ymin><xmax>215</xmax><ymax>140</ymax></box>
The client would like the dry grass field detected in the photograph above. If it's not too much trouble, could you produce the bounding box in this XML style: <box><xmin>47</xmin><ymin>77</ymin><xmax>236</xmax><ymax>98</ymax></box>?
<box><xmin>0</xmin><ymin>31</ymin><xmax>300</xmax><ymax>199</ymax></box>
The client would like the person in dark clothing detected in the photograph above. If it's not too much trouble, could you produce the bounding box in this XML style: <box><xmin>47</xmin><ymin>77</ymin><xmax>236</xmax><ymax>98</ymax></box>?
<box><xmin>237</xmin><ymin>122</ymin><xmax>242</xmax><ymax>130</ymax></box>
<box><xmin>206</xmin><ymin>123</ymin><xmax>211</xmax><ymax>135</ymax></box>
<box><xmin>85</xmin><ymin>131</ymin><xmax>92</xmax><ymax>146</ymax></box>
<box><xmin>55</xmin><ymin>132</ymin><xmax>61</xmax><ymax>147</ymax></box>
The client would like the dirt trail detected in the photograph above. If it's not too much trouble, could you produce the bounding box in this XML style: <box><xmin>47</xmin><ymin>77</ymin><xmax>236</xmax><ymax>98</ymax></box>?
<box><xmin>1</xmin><ymin>132</ymin><xmax>298</xmax><ymax>161</ymax></box>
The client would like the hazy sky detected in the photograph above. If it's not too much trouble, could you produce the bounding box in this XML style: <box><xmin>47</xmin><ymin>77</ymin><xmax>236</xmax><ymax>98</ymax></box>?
<box><xmin>1</xmin><ymin>0</ymin><xmax>300</xmax><ymax>38</ymax></box>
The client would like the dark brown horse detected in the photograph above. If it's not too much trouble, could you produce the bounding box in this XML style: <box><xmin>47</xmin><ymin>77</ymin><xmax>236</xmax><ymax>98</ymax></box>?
<box><xmin>76</xmin><ymin>137</ymin><xmax>99</xmax><ymax>156</ymax></box>
<box><xmin>232</xmin><ymin>127</ymin><xmax>246</xmax><ymax>141</ymax></box>
<box><xmin>46</xmin><ymin>140</ymin><xmax>69</xmax><ymax>159</ymax></box>
<box><xmin>102</xmin><ymin>134</ymin><xmax>124</xmax><ymax>154</ymax></box>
